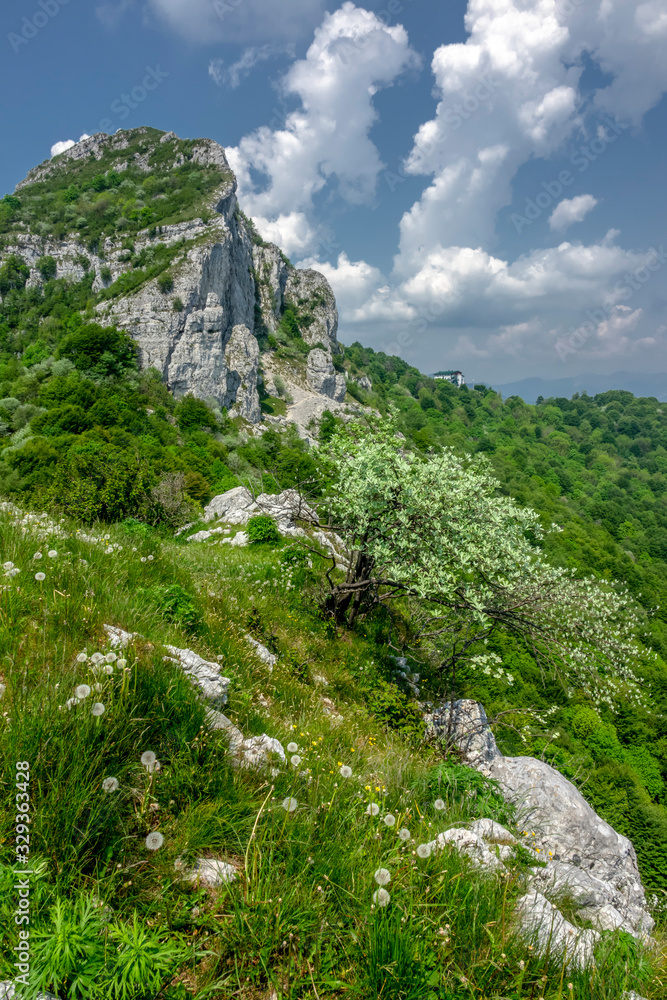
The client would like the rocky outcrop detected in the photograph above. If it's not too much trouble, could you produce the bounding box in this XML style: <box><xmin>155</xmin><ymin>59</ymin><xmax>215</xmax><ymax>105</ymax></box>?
<box><xmin>307</xmin><ymin>349</ymin><xmax>347</xmax><ymax>401</ymax></box>
<box><xmin>426</xmin><ymin>700</ymin><xmax>655</xmax><ymax>942</ymax></box>
<box><xmin>6</xmin><ymin>128</ymin><xmax>341</xmax><ymax>424</ymax></box>
<box><xmin>285</xmin><ymin>269</ymin><xmax>339</xmax><ymax>353</ymax></box>
<box><xmin>202</xmin><ymin>485</ymin><xmax>318</xmax><ymax>530</ymax></box>
<box><xmin>253</xmin><ymin>244</ymin><xmax>289</xmax><ymax>334</ymax></box>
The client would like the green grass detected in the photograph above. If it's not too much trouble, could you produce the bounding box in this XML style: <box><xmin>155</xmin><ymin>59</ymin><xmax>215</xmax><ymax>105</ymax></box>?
<box><xmin>0</xmin><ymin>511</ymin><xmax>665</xmax><ymax>999</ymax></box>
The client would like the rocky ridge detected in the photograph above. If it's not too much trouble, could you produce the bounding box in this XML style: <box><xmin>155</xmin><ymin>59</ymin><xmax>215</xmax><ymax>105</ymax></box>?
<box><xmin>3</xmin><ymin>128</ymin><xmax>346</xmax><ymax>428</ymax></box>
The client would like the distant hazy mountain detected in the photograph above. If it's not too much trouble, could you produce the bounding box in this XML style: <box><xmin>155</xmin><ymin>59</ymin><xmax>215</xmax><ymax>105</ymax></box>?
<box><xmin>488</xmin><ymin>372</ymin><xmax>667</xmax><ymax>404</ymax></box>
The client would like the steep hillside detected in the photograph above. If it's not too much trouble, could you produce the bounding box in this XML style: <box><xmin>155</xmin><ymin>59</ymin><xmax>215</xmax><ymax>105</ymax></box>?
<box><xmin>1</xmin><ymin>127</ymin><xmax>340</xmax><ymax>423</ymax></box>
<box><xmin>1</xmin><ymin>128</ymin><xmax>667</xmax><ymax>998</ymax></box>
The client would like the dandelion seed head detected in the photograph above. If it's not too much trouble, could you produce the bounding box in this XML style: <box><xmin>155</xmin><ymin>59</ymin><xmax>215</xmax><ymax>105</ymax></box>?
<box><xmin>374</xmin><ymin>868</ymin><xmax>391</xmax><ymax>886</ymax></box>
<box><xmin>417</xmin><ymin>843</ymin><xmax>432</xmax><ymax>859</ymax></box>
<box><xmin>34</xmin><ymin>571</ymin><xmax>45</xmax><ymax>581</ymax></box>
<box><xmin>290</xmin><ymin>754</ymin><xmax>302</xmax><ymax>767</ymax></box>
<box><xmin>339</xmin><ymin>765</ymin><xmax>352</xmax><ymax>778</ymax></box>
<box><xmin>145</xmin><ymin>831</ymin><xmax>164</xmax><ymax>851</ymax></box>
<box><xmin>365</xmin><ymin>803</ymin><xmax>380</xmax><ymax>816</ymax></box>
<box><xmin>91</xmin><ymin>653</ymin><xmax>104</xmax><ymax>664</ymax></box>
<box><xmin>94</xmin><ymin>683</ymin><xmax>103</xmax><ymax>692</ymax></box>
<box><xmin>47</xmin><ymin>550</ymin><xmax>58</xmax><ymax>558</ymax></box>
<box><xmin>75</xmin><ymin>684</ymin><xmax>91</xmax><ymax>699</ymax></box>
<box><xmin>3</xmin><ymin>561</ymin><xmax>14</xmax><ymax>570</ymax></box>
<box><xmin>33</xmin><ymin>552</ymin><xmax>42</xmax><ymax>560</ymax></box>
<box><xmin>434</xmin><ymin>798</ymin><xmax>445</xmax><ymax>811</ymax></box>
<box><xmin>282</xmin><ymin>797</ymin><xmax>298</xmax><ymax>812</ymax></box>
<box><xmin>140</xmin><ymin>557</ymin><xmax>147</xmax><ymax>563</ymax></box>
<box><xmin>91</xmin><ymin>703</ymin><xmax>105</xmax><ymax>716</ymax></box>
<box><xmin>105</xmin><ymin>652</ymin><xmax>117</xmax><ymax>663</ymax></box>
<box><xmin>372</xmin><ymin>888</ymin><xmax>390</xmax><ymax>907</ymax></box>
<box><xmin>398</xmin><ymin>828</ymin><xmax>410</xmax><ymax>841</ymax></box>
<box><xmin>286</xmin><ymin>742</ymin><xmax>298</xmax><ymax>753</ymax></box>
<box><xmin>102</xmin><ymin>777</ymin><xmax>119</xmax><ymax>793</ymax></box>
<box><xmin>104</xmin><ymin>665</ymin><xmax>114</xmax><ymax>675</ymax></box>
<box><xmin>383</xmin><ymin>814</ymin><xmax>396</xmax><ymax>827</ymax></box>
<box><xmin>141</xmin><ymin>750</ymin><xmax>157</xmax><ymax>767</ymax></box>
<box><xmin>117</xmin><ymin>658</ymin><xmax>127</xmax><ymax>668</ymax></box>
<box><xmin>147</xmin><ymin>555</ymin><xmax>154</xmax><ymax>561</ymax></box>
<box><xmin>76</xmin><ymin>653</ymin><xmax>87</xmax><ymax>663</ymax></box>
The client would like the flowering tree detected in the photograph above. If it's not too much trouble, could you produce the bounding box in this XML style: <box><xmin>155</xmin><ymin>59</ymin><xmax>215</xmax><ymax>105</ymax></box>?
<box><xmin>319</xmin><ymin>419</ymin><xmax>652</xmax><ymax>707</ymax></box>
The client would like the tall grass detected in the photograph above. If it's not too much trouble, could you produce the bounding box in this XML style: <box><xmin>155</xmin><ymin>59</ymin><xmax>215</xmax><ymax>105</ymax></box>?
<box><xmin>0</xmin><ymin>513</ymin><xmax>664</xmax><ymax>999</ymax></box>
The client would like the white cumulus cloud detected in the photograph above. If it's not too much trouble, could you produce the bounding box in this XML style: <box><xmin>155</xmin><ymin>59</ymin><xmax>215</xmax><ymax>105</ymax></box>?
<box><xmin>50</xmin><ymin>134</ymin><xmax>91</xmax><ymax>158</ymax></box>
<box><xmin>228</xmin><ymin>2</ymin><xmax>419</xmax><ymax>255</ymax></box>
<box><xmin>549</xmin><ymin>194</ymin><xmax>598</xmax><ymax>231</ymax></box>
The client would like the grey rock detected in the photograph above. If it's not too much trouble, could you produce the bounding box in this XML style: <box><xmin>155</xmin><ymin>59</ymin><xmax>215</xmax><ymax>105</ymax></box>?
<box><xmin>428</xmin><ymin>826</ymin><xmax>506</xmax><ymax>873</ymax></box>
<box><xmin>164</xmin><ymin>645</ymin><xmax>230</xmax><ymax>708</ymax></box>
<box><xmin>224</xmin><ymin>324</ymin><xmax>261</xmax><ymax>422</ymax></box>
<box><xmin>206</xmin><ymin>710</ymin><xmax>285</xmax><ymax>769</ymax></box>
<box><xmin>468</xmin><ymin>818</ymin><xmax>517</xmax><ymax>844</ymax></box>
<box><xmin>515</xmin><ymin>890</ymin><xmax>599</xmax><ymax>970</ymax></box>
<box><xmin>203</xmin><ymin>486</ymin><xmax>317</xmax><ymax>532</ymax></box>
<box><xmin>253</xmin><ymin>245</ymin><xmax>289</xmax><ymax>333</ymax></box>
<box><xmin>245</xmin><ymin>636</ymin><xmax>277</xmax><ymax>668</ymax></box>
<box><xmin>307</xmin><ymin>349</ymin><xmax>347</xmax><ymax>401</ymax></box>
<box><xmin>187</xmin><ymin>858</ymin><xmax>237</xmax><ymax>886</ymax></box>
<box><xmin>7</xmin><ymin>129</ymin><xmax>341</xmax><ymax>426</ymax></box>
<box><xmin>0</xmin><ymin>984</ymin><xmax>59</xmax><ymax>1000</ymax></box>
<box><xmin>434</xmin><ymin>699</ymin><xmax>654</xmax><ymax>941</ymax></box>
<box><xmin>104</xmin><ymin>624</ymin><xmax>139</xmax><ymax>647</ymax></box>
<box><xmin>230</xmin><ymin>531</ymin><xmax>249</xmax><ymax>547</ymax></box>
<box><xmin>285</xmin><ymin>268</ymin><xmax>339</xmax><ymax>352</ymax></box>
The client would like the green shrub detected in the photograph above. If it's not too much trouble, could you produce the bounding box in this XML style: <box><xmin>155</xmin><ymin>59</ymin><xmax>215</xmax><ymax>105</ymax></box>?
<box><xmin>37</xmin><ymin>255</ymin><xmax>57</xmax><ymax>281</ymax></box>
<box><xmin>157</xmin><ymin>272</ymin><xmax>174</xmax><ymax>294</ymax></box>
<box><xmin>172</xmin><ymin>296</ymin><xmax>184</xmax><ymax>312</ymax></box>
<box><xmin>100</xmin><ymin>265</ymin><xmax>112</xmax><ymax>284</ymax></box>
<box><xmin>141</xmin><ymin>583</ymin><xmax>202</xmax><ymax>633</ymax></box>
<box><xmin>247</xmin><ymin>514</ymin><xmax>281</xmax><ymax>545</ymax></box>
<box><xmin>57</xmin><ymin>323</ymin><xmax>138</xmax><ymax>379</ymax></box>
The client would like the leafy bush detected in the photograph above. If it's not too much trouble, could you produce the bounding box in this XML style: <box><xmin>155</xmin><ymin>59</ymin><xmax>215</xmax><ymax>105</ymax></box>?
<box><xmin>247</xmin><ymin>514</ymin><xmax>281</xmax><ymax>545</ymax></box>
<box><xmin>57</xmin><ymin>323</ymin><xmax>138</xmax><ymax>380</ymax></box>
<box><xmin>37</xmin><ymin>255</ymin><xmax>57</xmax><ymax>281</ymax></box>
<box><xmin>141</xmin><ymin>583</ymin><xmax>202</xmax><ymax>633</ymax></box>
<box><xmin>157</xmin><ymin>272</ymin><xmax>174</xmax><ymax>294</ymax></box>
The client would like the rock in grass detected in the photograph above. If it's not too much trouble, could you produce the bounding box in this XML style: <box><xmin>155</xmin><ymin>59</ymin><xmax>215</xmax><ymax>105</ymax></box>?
<box><xmin>187</xmin><ymin>858</ymin><xmax>237</xmax><ymax>886</ymax></box>
<box><xmin>245</xmin><ymin>635</ymin><xmax>277</xmax><ymax>668</ymax></box>
<box><xmin>103</xmin><ymin>625</ymin><xmax>230</xmax><ymax>707</ymax></box>
<box><xmin>164</xmin><ymin>645</ymin><xmax>230</xmax><ymax>709</ymax></box>
<box><xmin>429</xmin><ymin>698</ymin><xmax>654</xmax><ymax>942</ymax></box>
<box><xmin>515</xmin><ymin>890</ymin><xmax>599</xmax><ymax>970</ymax></box>
<box><xmin>205</xmin><ymin>709</ymin><xmax>285</xmax><ymax>769</ymax></box>
<box><xmin>0</xmin><ymin>984</ymin><xmax>59</xmax><ymax>999</ymax></box>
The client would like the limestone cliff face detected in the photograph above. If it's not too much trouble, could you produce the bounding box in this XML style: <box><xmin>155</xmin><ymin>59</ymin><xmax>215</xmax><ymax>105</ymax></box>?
<box><xmin>5</xmin><ymin>128</ymin><xmax>341</xmax><ymax>424</ymax></box>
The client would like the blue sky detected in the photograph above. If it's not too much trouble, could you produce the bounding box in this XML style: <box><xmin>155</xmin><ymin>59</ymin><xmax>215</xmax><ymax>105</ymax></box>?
<box><xmin>1</xmin><ymin>0</ymin><xmax>666</xmax><ymax>383</ymax></box>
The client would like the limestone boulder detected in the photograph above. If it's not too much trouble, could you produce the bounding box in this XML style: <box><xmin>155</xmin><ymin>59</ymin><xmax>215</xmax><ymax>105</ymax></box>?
<box><xmin>306</xmin><ymin>349</ymin><xmax>347</xmax><ymax>401</ymax></box>
<box><xmin>428</xmin><ymin>699</ymin><xmax>654</xmax><ymax>940</ymax></box>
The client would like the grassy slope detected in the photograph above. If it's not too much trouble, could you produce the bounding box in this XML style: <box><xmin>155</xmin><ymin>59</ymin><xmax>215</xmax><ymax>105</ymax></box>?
<box><xmin>0</xmin><ymin>512</ymin><xmax>665</xmax><ymax>1000</ymax></box>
